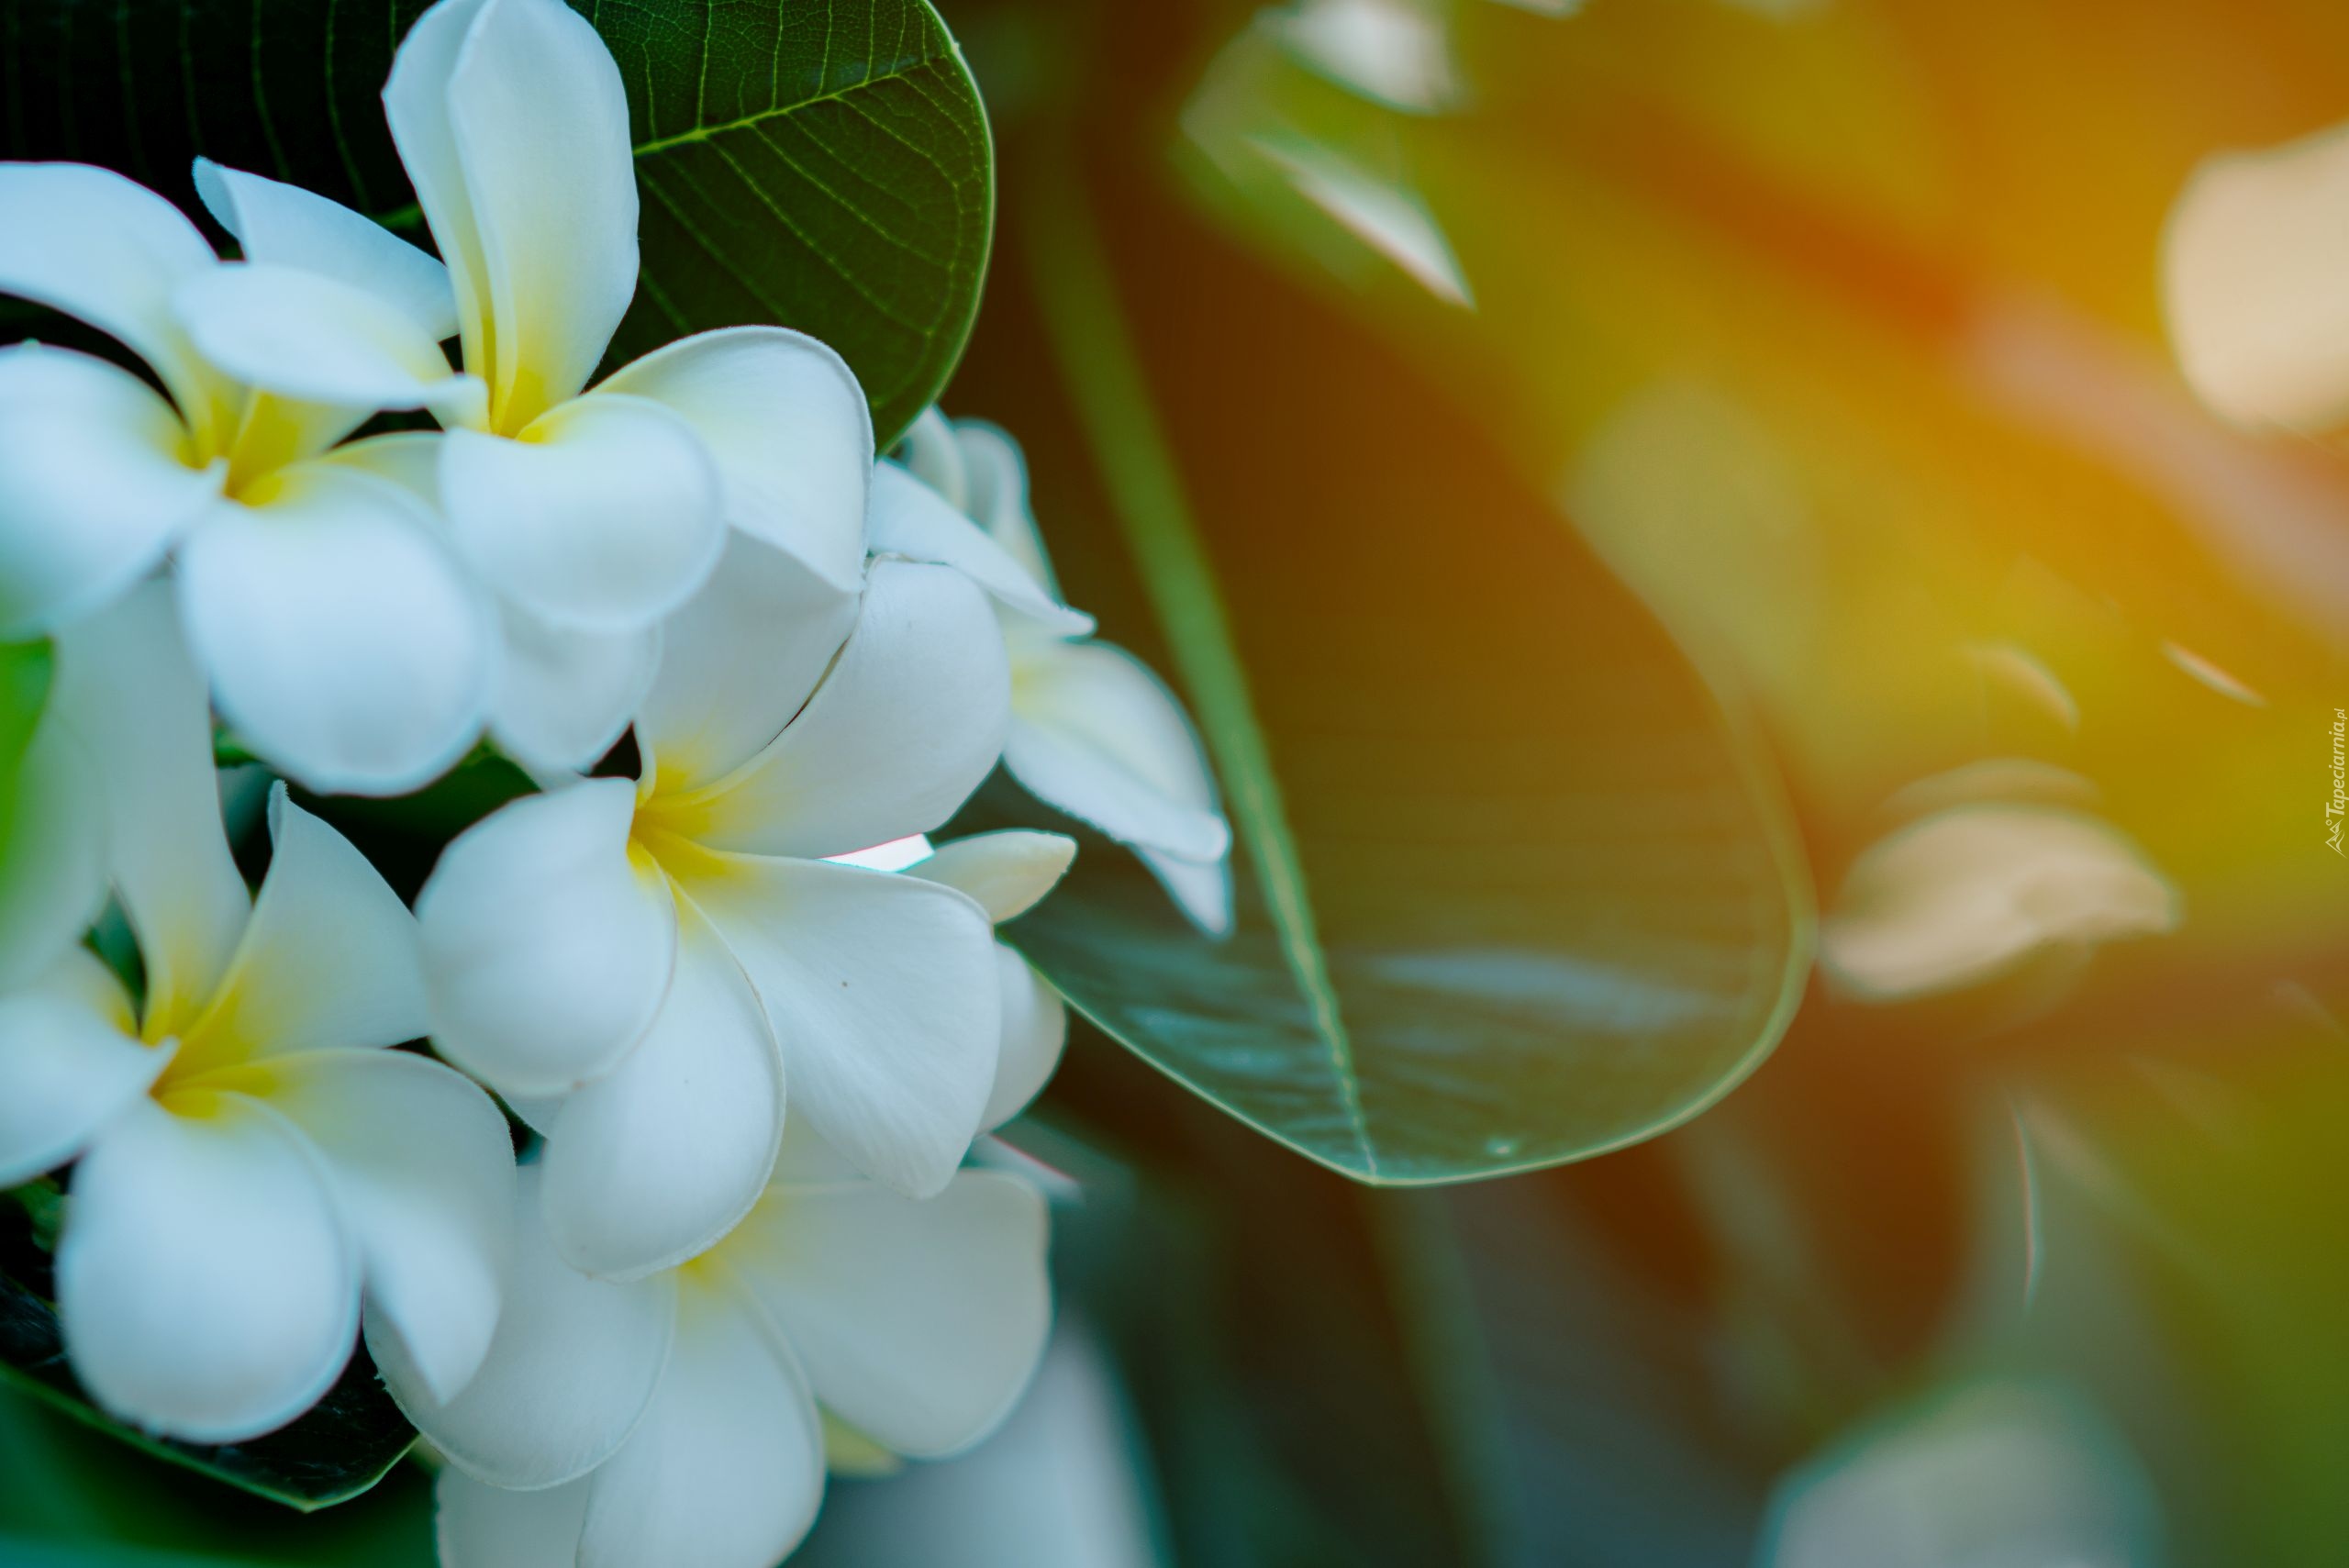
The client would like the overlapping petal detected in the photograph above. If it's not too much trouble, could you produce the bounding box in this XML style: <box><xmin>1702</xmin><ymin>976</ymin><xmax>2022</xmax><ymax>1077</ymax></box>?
<box><xmin>0</xmin><ymin>162</ymin><xmax>235</xmax><ymax>446</ymax></box>
<box><xmin>954</xmin><ymin>421</ymin><xmax>1058</xmax><ymax>593</ymax></box>
<box><xmin>1006</xmin><ymin>640</ymin><xmax>1231</xmax><ymax>865</ymax></box>
<box><xmin>915</xmin><ymin>829</ymin><xmax>1077</xmax><ymax>924</ymax></box>
<box><xmin>870</xmin><ymin>460</ymin><xmax>1093</xmax><ymax>636</ymax></box>
<box><xmin>376</xmin><ymin>1167</ymin><xmax>674</xmax><ymax>1489</ymax></box>
<box><xmin>253</xmin><ymin>1049</ymin><xmax>514</xmax><ymax>1404</ymax></box>
<box><xmin>417</xmin><ymin>779</ymin><xmax>676</xmax><ymax>1096</ymax></box>
<box><xmin>177</xmin><ymin>464</ymin><xmax>492</xmax><ymax>796</ymax></box>
<box><xmin>174</xmin><ymin>263</ymin><xmax>484</xmax><ymax>428</ymax></box>
<box><xmin>51</xmin><ymin>585</ymin><xmax>250</xmax><ymax>1032</ymax></box>
<box><xmin>574</xmin><ymin>1281</ymin><xmax>826</xmax><ymax>1568</ymax></box>
<box><xmin>596</xmin><ymin>327</ymin><xmax>874</xmax><ymax>591</ymax></box>
<box><xmin>439</xmin><ymin>394</ymin><xmax>724</xmax><ymax>633</ymax></box>
<box><xmin>56</xmin><ymin>1094</ymin><xmax>357</xmax><ymax>1442</ymax></box>
<box><xmin>488</xmin><ymin>604</ymin><xmax>659</xmax><ymax>776</ymax></box>
<box><xmin>648</xmin><ymin>560</ymin><xmax>1009</xmax><ymax>860</ymax></box>
<box><xmin>173</xmin><ymin>786</ymin><xmax>428</xmax><ymax>1077</ymax></box>
<box><xmin>193</xmin><ymin>159</ymin><xmax>460</xmax><ymax>340</ymax></box>
<box><xmin>385</xmin><ymin>0</ymin><xmax>637</xmax><ymax>430</ymax></box>
<box><xmin>0</xmin><ymin>345</ymin><xmax>223</xmax><ymax>639</ymax></box>
<box><xmin>981</xmin><ymin>944</ymin><xmax>1066</xmax><ymax>1132</ymax></box>
<box><xmin>540</xmin><ymin>904</ymin><xmax>783</xmax><ymax>1281</ymax></box>
<box><xmin>636</xmin><ymin>533</ymin><xmax>857</xmax><ymax>796</ymax></box>
<box><xmin>0</xmin><ymin>949</ymin><xmax>169</xmax><ymax>1187</ymax></box>
<box><xmin>676</xmin><ymin>852</ymin><xmax>999</xmax><ymax>1198</ymax></box>
<box><xmin>722</xmin><ymin>1169</ymin><xmax>1052</xmax><ymax>1458</ymax></box>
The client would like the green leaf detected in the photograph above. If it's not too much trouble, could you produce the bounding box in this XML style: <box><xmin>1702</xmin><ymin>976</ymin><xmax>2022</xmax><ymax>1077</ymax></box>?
<box><xmin>0</xmin><ymin>1199</ymin><xmax>416</xmax><ymax>1511</ymax></box>
<box><xmin>955</xmin><ymin>152</ymin><xmax>1812</xmax><ymax>1184</ymax></box>
<box><xmin>0</xmin><ymin>0</ymin><xmax>991</xmax><ymax>446</ymax></box>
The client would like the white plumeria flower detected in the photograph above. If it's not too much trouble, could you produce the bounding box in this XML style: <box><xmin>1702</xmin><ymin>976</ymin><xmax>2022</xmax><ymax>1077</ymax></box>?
<box><xmin>385</xmin><ymin>1134</ymin><xmax>1052</xmax><ymax>1568</ymax></box>
<box><xmin>0</xmin><ymin>585</ymin><xmax>516</xmax><ymax>1440</ymax></box>
<box><xmin>416</xmin><ymin>535</ymin><xmax>1012</xmax><ymax>1279</ymax></box>
<box><xmin>911</xmin><ymin>831</ymin><xmax>1077</xmax><ymax>1131</ymax></box>
<box><xmin>273</xmin><ymin>0</ymin><xmax>872</xmax><ymax>773</ymax></box>
<box><xmin>0</xmin><ymin>160</ymin><xmax>495</xmax><ymax>794</ymax></box>
<box><xmin>894</xmin><ymin>410</ymin><xmax>1236</xmax><ymax>935</ymax></box>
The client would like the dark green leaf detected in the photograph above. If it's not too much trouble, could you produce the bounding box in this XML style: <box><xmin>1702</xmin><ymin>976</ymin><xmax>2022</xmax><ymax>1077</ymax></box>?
<box><xmin>0</xmin><ymin>1200</ymin><xmax>415</xmax><ymax>1512</ymax></box>
<box><xmin>950</xmin><ymin>150</ymin><xmax>1812</xmax><ymax>1184</ymax></box>
<box><xmin>0</xmin><ymin>0</ymin><xmax>991</xmax><ymax>445</ymax></box>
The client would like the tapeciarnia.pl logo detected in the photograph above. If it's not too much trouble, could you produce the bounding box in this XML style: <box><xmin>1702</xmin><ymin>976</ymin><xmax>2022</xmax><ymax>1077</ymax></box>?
<box><xmin>2330</xmin><ymin>707</ymin><xmax>2345</xmax><ymax>856</ymax></box>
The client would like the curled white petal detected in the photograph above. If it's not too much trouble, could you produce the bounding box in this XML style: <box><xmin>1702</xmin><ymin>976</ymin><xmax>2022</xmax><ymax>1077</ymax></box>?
<box><xmin>595</xmin><ymin>326</ymin><xmax>874</xmax><ymax>592</ymax></box>
<box><xmin>870</xmin><ymin>460</ymin><xmax>1093</xmax><ymax>636</ymax></box>
<box><xmin>0</xmin><ymin>948</ymin><xmax>169</xmax><ymax>1187</ymax></box>
<box><xmin>1006</xmin><ymin>639</ymin><xmax>1230</xmax><ymax>864</ymax></box>
<box><xmin>915</xmin><ymin>829</ymin><xmax>1077</xmax><ymax>924</ymax></box>
<box><xmin>0</xmin><ymin>344</ymin><xmax>221</xmax><ymax>639</ymax></box>
<box><xmin>540</xmin><ymin>905</ymin><xmax>784</xmax><ymax>1281</ymax></box>
<box><xmin>722</xmin><ymin>1169</ymin><xmax>1052</xmax><ymax>1458</ymax></box>
<box><xmin>193</xmin><ymin>158</ymin><xmax>460</xmax><ymax>340</ymax></box>
<box><xmin>0</xmin><ymin>162</ymin><xmax>234</xmax><ymax>443</ymax></box>
<box><xmin>57</xmin><ymin>1094</ymin><xmax>357</xmax><ymax>1443</ymax></box>
<box><xmin>386</xmin><ymin>0</ymin><xmax>639</xmax><ymax>428</ymax></box>
<box><xmin>637</xmin><ymin>532</ymin><xmax>858</xmax><ymax>796</ymax></box>
<box><xmin>174</xmin><ymin>262</ymin><xmax>484</xmax><ymax>428</ymax></box>
<box><xmin>660</xmin><ymin>559</ymin><xmax>1008</xmax><ymax>860</ymax></box>
<box><xmin>680</xmin><ymin>853</ymin><xmax>999</xmax><ymax>1198</ymax></box>
<box><xmin>51</xmin><ymin>584</ymin><xmax>250</xmax><ymax>1029</ymax></box>
<box><xmin>178</xmin><ymin>463</ymin><xmax>493</xmax><ymax>796</ymax></box>
<box><xmin>173</xmin><ymin>785</ymin><xmax>428</xmax><ymax>1077</ymax></box>
<box><xmin>416</xmin><ymin>778</ymin><xmax>676</xmax><ymax>1098</ymax></box>
<box><xmin>437</xmin><ymin>1470</ymin><xmax>591</xmax><ymax>1568</ymax></box>
<box><xmin>487</xmin><ymin>603</ymin><xmax>659</xmax><ymax>775</ymax></box>
<box><xmin>375</xmin><ymin>1166</ymin><xmax>674</xmax><ymax>1489</ymax></box>
<box><xmin>982</xmin><ymin>943</ymin><xmax>1066</xmax><ymax>1132</ymax></box>
<box><xmin>575</xmin><ymin>1280</ymin><xmax>826</xmax><ymax>1568</ymax></box>
<box><xmin>256</xmin><ymin>1048</ymin><xmax>516</xmax><ymax>1405</ymax></box>
<box><xmin>439</xmin><ymin>395</ymin><xmax>724</xmax><ymax>634</ymax></box>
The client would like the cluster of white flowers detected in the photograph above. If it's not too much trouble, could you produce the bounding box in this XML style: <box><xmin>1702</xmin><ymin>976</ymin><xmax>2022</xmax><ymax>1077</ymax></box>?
<box><xmin>0</xmin><ymin>0</ymin><xmax>1230</xmax><ymax>1562</ymax></box>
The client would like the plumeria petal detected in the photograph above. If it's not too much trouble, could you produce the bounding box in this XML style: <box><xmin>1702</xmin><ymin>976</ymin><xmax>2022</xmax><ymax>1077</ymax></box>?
<box><xmin>955</xmin><ymin>420</ymin><xmax>1059</xmax><ymax>594</ymax></box>
<box><xmin>488</xmin><ymin>603</ymin><xmax>659</xmax><ymax>775</ymax></box>
<box><xmin>0</xmin><ymin>717</ymin><xmax>107</xmax><ymax>995</ymax></box>
<box><xmin>915</xmin><ymin>829</ymin><xmax>1077</xmax><ymax>923</ymax></box>
<box><xmin>898</xmin><ymin>406</ymin><xmax>969</xmax><ymax>512</ymax></box>
<box><xmin>0</xmin><ymin>162</ymin><xmax>234</xmax><ymax>447</ymax></box>
<box><xmin>52</xmin><ymin>584</ymin><xmax>250</xmax><ymax>1031</ymax></box>
<box><xmin>57</xmin><ymin>1094</ymin><xmax>357</xmax><ymax>1442</ymax></box>
<box><xmin>1007</xmin><ymin>640</ymin><xmax>1230</xmax><ymax>864</ymax></box>
<box><xmin>636</xmin><ymin>533</ymin><xmax>858</xmax><ymax>795</ymax></box>
<box><xmin>0</xmin><ymin>345</ymin><xmax>222</xmax><ymax>639</ymax></box>
<box><xmin>254</xmin><ymin>1048</ymin><xmax>515</xmax><ymax>1405</ymax></box>
<box><xmin>540</xmin><ymin>904</ymin><xmax>783</xmax><ymax>1281</ymax></box>
<box><xmin>677</xmin><ymin>853</ymin><xmax>998</xmax><ymax>1198</ymax></box>
<box><xmin>173</xmin><ymin>263</ymin><xmax>484</xmax><ymax>428</ymax></box>
<box><xmin>416</xmin><ymin>779</ymin><xmax>676</xmax><ymax>1097</ymax></box>
<box><xmin>596</xmin><ymin>327</ymin><xmax>874</xmax><ymax>591</ymax></box>
<box><xmin>1139</xmin><ymin>844</ymin><xmax>1236</xmax><ymax>940</ymax></box>
<box><xmin>387</xmin><ymin>0</ymin><xmax>638</xmax><ymax>429</ymax></box>
<box><xmin>0</xmin><ymin>948</ymin><xmax>170</xmax><ymax>1187</ymax></box>
<box><xmin>173</xmin><ymin>786</ymin><xmax>427</xmax><ymax>1077</ymax></box>
<box><xmin>440</xmin><ymin>394</ymin><xmax>724</xmax><ymax>633</ymax></box>
<box><xmin>376</xmin><ymin>1167</ymin><xmax>675</xmax><ymax>1489</ymax></box>
<box><xmin>178</xmin><ymin>463</ymin><xmax>492</xmax><ymax>796</ymax></box>
<box><xmin>576</xmin><ymin>1279</ymin><xmax>826</xmax><ymax>1568</ymax></box>
<box><xmin>982</xmin><ymin>944</ymin><xmax>1067</xmax><ymax>1132</ymax></box>
<box><xmin>437</xmin><ymin>1470</ymin><xmax>592</xmax><ymax>1568</ymax></box>
<box><xmin>193</xmin><ymin>159</ymin><xmax>460</xmax><ymax>340</ymax></box>
<box><xmin>723</xmin><ymin>1169</ymin><xmax>1052</xmax><ymax>1458</ymax></box>
<box><xmin>871</xmin><ymin>460</ymin><xmax>1093</xmax><ymax>636</ymax></box>
<box><xmin>652</xmin><ymin>560</ymin><xmax>1008</xmax><ymax>860</ymax></box>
